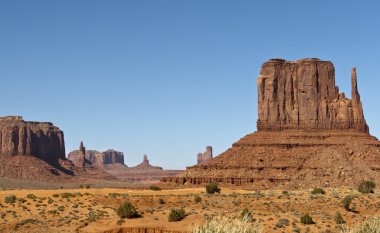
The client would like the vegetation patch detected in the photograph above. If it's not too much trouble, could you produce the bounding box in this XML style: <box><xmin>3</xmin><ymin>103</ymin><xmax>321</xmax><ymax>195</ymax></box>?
<box><xmin>168</xmin><ymin>208</ymin><xmax>186</xmax><ymax>222</ymax></box>
<box><xmin>117</xmin><ymin>201</ymin><xmax>140</xmax><ymax>219</ymax></box>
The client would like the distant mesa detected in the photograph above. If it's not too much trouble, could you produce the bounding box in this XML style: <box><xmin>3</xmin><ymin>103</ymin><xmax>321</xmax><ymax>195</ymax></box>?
<box><xmin>67</xmin><ymin>142</ymin><xmax>125</xmax><ymax>168</ymax></box>
<box><xmin>197</xmin><ymin>146</ymin><xmax>213</xmax><ymax>165</ymax></box>
<box><xmin>130</xmin><ymin>154</ymin><xmax>162</xmax><ymax>170</ymax></box>
<box><xmin>162</xmin><ymin>58</ymin><xmax>380</xmax><ymax>189</ymax></box>
<box><xmin>0</xmin><ymin>116</ymin><xmax>111</xmax><ymax>181</ymax></box>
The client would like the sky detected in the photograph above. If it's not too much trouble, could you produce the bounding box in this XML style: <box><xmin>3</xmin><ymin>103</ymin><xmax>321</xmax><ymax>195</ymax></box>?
<box><xmin>0</xmin><ymin>1</ymin><xmax>379</xmax><ymax>169</ymax></box>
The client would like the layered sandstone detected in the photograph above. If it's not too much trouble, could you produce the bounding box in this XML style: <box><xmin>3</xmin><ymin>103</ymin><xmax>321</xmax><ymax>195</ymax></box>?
<box><xmin>162</xmin><ymin>59</ymin><xmax>380</xmax><ymax>189</ymax></box>
<box><xmin>67</xmin><ymin>144</ymin><xmax>125</xmax><ymax>168</ymax></box>
<box><xmin>0</xmin><ymin>116</ymin><xmax>65</xmax><ymax>163</ymax></box>
<box><xmin>197</xmin><ymin>146</ymin><xmax>213</xmax><ymax>165</ymax></box>
<box><xmin>257</xmin><ymin>59</ymin><xmax>368</xmax><ymax>132</ymax></box>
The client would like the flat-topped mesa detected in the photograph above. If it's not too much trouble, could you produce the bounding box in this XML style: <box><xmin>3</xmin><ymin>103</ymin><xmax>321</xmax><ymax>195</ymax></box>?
<box><xmin>0</xmin><ymin>116</ymin><xmax>65</xmax><ymax>163</ymax></box>
<box><xmin>257</xmin><ymin>58</ymin><xmax>368</xmax><ymax>132</ymax></box>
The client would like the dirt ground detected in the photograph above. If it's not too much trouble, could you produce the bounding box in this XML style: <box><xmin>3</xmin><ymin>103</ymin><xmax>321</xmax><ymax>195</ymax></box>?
<box><xmin>0</xmin><ymin>186</ymin><xmax>379</xmax><ymax>233</ymax></box>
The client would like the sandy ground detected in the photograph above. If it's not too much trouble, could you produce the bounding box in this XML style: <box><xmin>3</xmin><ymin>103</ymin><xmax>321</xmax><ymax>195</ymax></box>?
<box><xmin>0</xmin><ymin>187</ymin><xmax>379</xmax><ymax>233</ymax></box>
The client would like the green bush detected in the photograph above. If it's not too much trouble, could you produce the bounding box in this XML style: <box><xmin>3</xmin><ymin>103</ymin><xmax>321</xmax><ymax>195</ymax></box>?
<box><xmin>240</xmin><ymin>208</ymin><xmax>253</xmax><ymax>222</ymax></box>
<box><xmin>5</xmin><ymin>195</ymin><xmax>16</xmax><ymax>204</ymax></box>
<box><xmin>300</xmin><ymin>213</ymin><xmax>315</xmax><ymax>224</ymax></box>
<box><xmin>194</xmin><ymin>195</ymin><xmax>202</xmax><ymax>203</ymax></box>
<box><xmin>343</xmin><ymin>195</ymin><xmax>354</xmax><ymax>211</ymax></box>
<box><xmin>168</xmin><ymin>208</ymin><xmax>186</xmax><ymax>222</ymax></box>
<box><xmin>117</xmin><ymin>201</ymin><xmax>140</xmax><ymax>219</ymax></box>
<box><xmin>149</xmin><ymin>185</ymin><xmax>161</xmax><ymax>191</ymax></box>
<box><xmin>206</xmin><ymin>182</ymin><xmax>221</xmax><ymax>194</ymax></box>
<box><xmin>334</xmin><ymin>212</ymin><xmax>345</xmax><ymax>224</ymax></box>
<box><xmin>311</xmin><ymin>188</ymin><xmax>326</xmax><ymax>195</ymax></box>
<box><xmin>358</xmin><ymin>180</ymin><xmax>376</xmax><ymax>194</ymax></box>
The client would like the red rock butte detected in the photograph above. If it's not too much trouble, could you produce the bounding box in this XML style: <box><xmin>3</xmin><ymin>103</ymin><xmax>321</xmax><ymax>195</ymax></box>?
<box><xmin>162</xmin><ymin>58</ymin><xmax>380</xmax><ymax>189</ymax></box>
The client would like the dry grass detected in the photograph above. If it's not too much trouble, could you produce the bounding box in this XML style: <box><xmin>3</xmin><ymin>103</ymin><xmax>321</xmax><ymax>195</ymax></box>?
<box><xmin>192</xmin><ymin>216</ymin><xmax>261</xmax><ymax>233</ymax></box>
<box><xmin>340</xmin><ymin>216</ymin><xmax>380</xmax><ymax>233</ymax></box>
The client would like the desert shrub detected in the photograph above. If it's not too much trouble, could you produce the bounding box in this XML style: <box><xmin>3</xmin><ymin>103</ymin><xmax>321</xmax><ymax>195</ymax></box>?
<box><xmin>311</xmin><ymin>188</ymin><xmax>326</xmax><ymax>195</ymax></box>
<box><xmin>300</xmin><ymin>213</ymin><xmax>315</xmax><ymax>225</ymax></box>
<box><xmin>47</xmin><ymin>210</ymin><xmax>57</xmax><ymax>214</ymax></box>
<box><xmin>117</xmin><ymin>201</ymin><xmax>139</xmax><ymax>219</ymax></box>
<box><xmin>18</xmin><ymin>198</ymin><xmax>27</xmax><ymax>203</ymax></box>
<box><xmin>149</xmin><ymin>185</ymin><xmax>161</xmax><ymax>191</ymax></box>
<box><xmin>47</xmin><ymin>198</ymin><xmax>54</xmax><ymax>204</ymax></box>
<box><xmin>282</xmin><ymin>190</ymin><xmax>290</xmax><ymax>196</ymax></box>
<box><xmin>358</xmin><ymin>180</ymin><xmax>376</xmax><ymax>194</ymax></box>
<box><xmin>5</xmin><ymin>195</ymin><xmax>16</xmax><ymax>204</ymax></box>
<box><xmin>158</xmin><ymin>198</ymin><xmax>165</xmax><ymax>204</ymax></box>
<box><xmin>206</xmin><ymin>182</ymin><xmax>221</xmax><ymax>194</ymax></box>
<box><xmin>168</xmin><ymin>208</ymin><xmax>186</xmax><ymax>222</ymax></box>
<box><xmin>339</xmin><ymin>216</ymin><xmax>380</xmax><ymax>233</ymax></box>
<box><xmin>334</xmin><ymin>212</ymin><xmax>345</xmax><ymax>224</ymax></box>
<box><xmin>57</xmin><ymin>206</ymin><xmax>65</xmax><ymax>211</ymax></box>
<box><xmin>108</xmin><ymin>193</ymin><xmax>129</xmax><ymax>198</ymax></box>
<box><xmin>192</xmin><ymin>216</ymin><xmax>261</xmax><ymax>233</ymax></box>
<box><xmin>85</xmin><ymin>184</ymin><xmax>91</xmax><ymax>189</ymax></box>
<box><xmin>116</xmin><ymin>219</ymin><xmax>125</xmax><ymax>226</ymax></box>
<box><xmin>13</xmin><ymin>219</ymin><xmax>41</xmax><ymax>230</ymax></box>
<box><xmin>240</xmin><ymin>208</ymin><xmax>253</xmax><ymax>222</ymax></box>
<box><xmin>343</xmin><ymin>195</ymin><xmax>355</xmax><ymax>211</ymax></box>
<box><xmin>61</xmin><ymin>193</ymin><xmax>75</xmax><ymax>198</ymax></box>
<box><xmin>26</xmin><ymin>194</ymin><xmax>37</xmax><ymax>199</ymax></box>
<box><xmin>52</xmin><ymin>194</ymin><xmax>59</xmax><ymax>198</ymax></box>
<box><xmin>194</xmin><ymin>195</ymin><xmax>202</xmax><ymax>203</ymax></box>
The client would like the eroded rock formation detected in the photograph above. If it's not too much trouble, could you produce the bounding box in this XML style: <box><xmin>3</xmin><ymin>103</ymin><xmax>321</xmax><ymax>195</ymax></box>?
<box><xmin>162</xmin><ymin>59</ymin><xmax>380</xmax><ymax>189</ymax></box>
<box><xmin>197</xmin><ymin>146</ymin><xmax>213</xmax><ymax>165</ymax></box>
<box><xmin>67</xmin><ymin>145</ymin><xmax>124</xmax><ymax>168</ymax></box>
<box><xmin>257</xmin><ymin>59</ymin><xmax>368</xmax><ymax>132</ymax></box>
<box><xmin>0</xmin><ymin>116</ymin><xmax>65</xmax><ymax>163</ymax></box>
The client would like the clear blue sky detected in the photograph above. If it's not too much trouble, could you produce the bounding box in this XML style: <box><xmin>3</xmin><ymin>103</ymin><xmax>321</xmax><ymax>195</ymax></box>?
<box><xmin>1</xmin><ymin>1</ymin><xmax>379</xmax><ymax>169</ymax></box>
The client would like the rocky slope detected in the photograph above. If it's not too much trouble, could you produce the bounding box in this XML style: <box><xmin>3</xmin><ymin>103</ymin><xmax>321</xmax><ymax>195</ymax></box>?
<box><xmin>0</xmin><ymin>118</ymin><xmax>115</xmax><ymax>181</ymax></box>
<box><xmin>162</xmin><ymin>58</ymin><xmax>380</xmax><ymax>189</ymax></box>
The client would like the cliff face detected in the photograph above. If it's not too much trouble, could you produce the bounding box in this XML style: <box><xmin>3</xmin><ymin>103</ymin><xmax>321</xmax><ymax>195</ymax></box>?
<box><xmin>257</xmin><ymin>59</ymin><xmax>368</xmax><ymax>132</ymax></box>
<box><xmin>0</xmin><ymin>116</ymin><xmax>65</xmax><ymax>162</ymax></box>
<box><xmin>162</xmin><ymin>59</ymin><xmax>380</xmax><ymax>189</ymax></box>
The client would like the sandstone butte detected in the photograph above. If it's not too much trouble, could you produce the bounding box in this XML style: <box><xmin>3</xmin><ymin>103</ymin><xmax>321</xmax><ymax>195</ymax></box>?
<box><xmin>68</xmin><ymin>143</ymin><xmax>182</xmax><ymax>182</ymax></box>
<box><xmin>0</xmin><ymin>117</ymin><xmax>115</xmax><ymax>181</ymax></box>
<box><xmin>197</xmin><ymin>146</ymin><xmax>213</xmax><ymax>165</ymax></box>
<box><xmin>67</xmin><ymin>142</ymin><xmax>125</xmax><ymax>168</ymax></box>
<box><xmin>162</xmin><ymin>58</ymin><xmax>380</xmax><ymax>189</ymax></box>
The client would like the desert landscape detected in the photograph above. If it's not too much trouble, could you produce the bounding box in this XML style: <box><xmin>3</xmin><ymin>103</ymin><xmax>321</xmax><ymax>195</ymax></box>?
<box><xmin>0</xmin><ymin>58</ymin><xmax>379</xmax><ymax>233</ymax></box>
<box><xmin>1</xmin><ymin>1</ymin><xmax>380</xmax><ymax>233</ymax></box>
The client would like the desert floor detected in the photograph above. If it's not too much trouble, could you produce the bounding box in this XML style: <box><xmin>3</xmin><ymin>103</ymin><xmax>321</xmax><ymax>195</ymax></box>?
<box><xmin>0</xmin><ymin>185</ymin><xmax>379</xmax><ymax>233</ymax></box>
